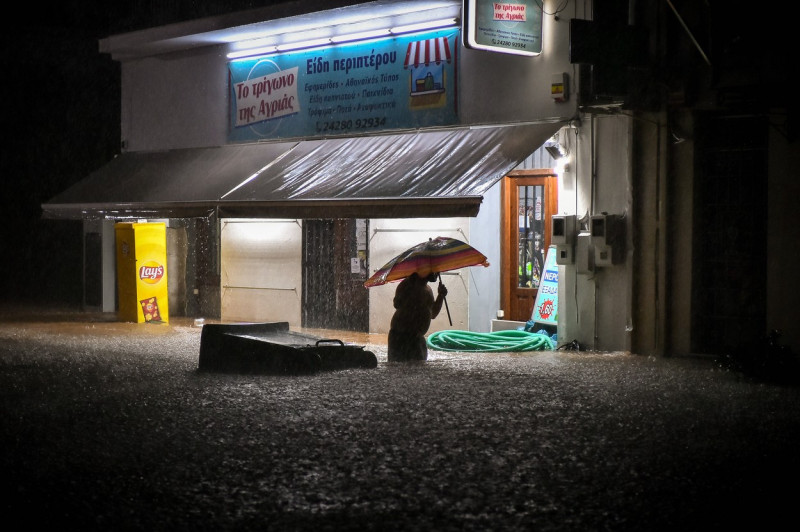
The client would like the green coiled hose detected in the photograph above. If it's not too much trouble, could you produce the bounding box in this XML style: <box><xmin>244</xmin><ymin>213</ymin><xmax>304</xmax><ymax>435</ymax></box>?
<box><xmin>426</xmin><ymin>329</ymin><xmax>555</xmax><ymax>352</ymax></box>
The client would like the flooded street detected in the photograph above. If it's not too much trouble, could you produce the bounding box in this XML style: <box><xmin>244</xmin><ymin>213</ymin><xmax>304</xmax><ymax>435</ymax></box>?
<box><xmin>2</xmin><ymin>305</ymin><xmax>799</xmax><ymax>531</ymax></box>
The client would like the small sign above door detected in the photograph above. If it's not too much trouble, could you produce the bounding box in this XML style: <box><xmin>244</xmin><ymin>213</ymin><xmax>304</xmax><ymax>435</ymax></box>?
<box><xmin>463</xmin><ymin>0</ymin><xmax>543</xmax><ymax>56</ymax></box>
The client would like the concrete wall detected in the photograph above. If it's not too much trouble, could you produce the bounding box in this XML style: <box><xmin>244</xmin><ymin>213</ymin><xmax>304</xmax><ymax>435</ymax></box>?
<box><xmin>629</xmin><ymin>110</ymin><xmax>667</xmax><ymax>357</ymax></box>
<box><xmin>767</xmin><ymin>125</ymin><xmax>800</xmax><ymax>353</ymax></box>
<box><xmin>82</xmin><ymin>219</ymin><xmax>117</xmax><ymax>313</ymax></box>
<box><xmin>469</xmin><ymin>184</ymin><xmax>502</xmax><ymax>333</ymax></box>
<box><xmin>664</xmin><ymin>110</ymin><xmax>694</xmax><ymax>356</ymax></box>
<box><xmin>556</xmin><ymin>115</ymin><xmax>634</xmax><ymax>352</ymax></box>
<box><xmin>121</xmin><ymin>50</ymin><xmax>230</xmax><ymax>152</ymax></box>
<box><xmin>166</xmin><ymin>225</ymin><xmax>188</xmax><ymax>317</ymax></box>
<box><xmin>457</xmin><ymin>2</ymin><xmax>583</xmax><ymax>126</ymax></box>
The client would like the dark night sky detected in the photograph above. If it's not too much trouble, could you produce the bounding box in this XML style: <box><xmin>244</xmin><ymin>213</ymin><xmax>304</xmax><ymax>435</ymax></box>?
<box><xmin>1</xmin><ymin>2</ymin><xmax>266</xmax><ymax>306</ymax></box>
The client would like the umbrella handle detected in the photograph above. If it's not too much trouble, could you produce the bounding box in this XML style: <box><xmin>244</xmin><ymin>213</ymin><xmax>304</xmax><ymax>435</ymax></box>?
<box><xmin>438</xmin><ymin>274</ymin><xmax>452</xmax><ymax>326</ymax></box>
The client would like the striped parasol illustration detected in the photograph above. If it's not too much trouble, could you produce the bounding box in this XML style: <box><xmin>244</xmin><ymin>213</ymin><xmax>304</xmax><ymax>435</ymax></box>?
<box><xmin>364</xmin><ymin>236</ymin><xmax>490</xmax><ymax>288</ymax></box>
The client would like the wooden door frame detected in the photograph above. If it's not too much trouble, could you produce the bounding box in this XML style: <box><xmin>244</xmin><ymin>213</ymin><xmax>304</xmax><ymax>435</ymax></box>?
<box><xmin>501</xmin><ymin>169</ymin><xmax>558</xmax><ymax>321</ymax></box>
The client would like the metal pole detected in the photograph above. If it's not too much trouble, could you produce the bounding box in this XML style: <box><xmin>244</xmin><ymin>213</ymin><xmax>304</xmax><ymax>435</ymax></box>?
<box><xmin>438</xmin><ymin>273</ymin><xmax>452</xmax><ymax>326</ymax></box>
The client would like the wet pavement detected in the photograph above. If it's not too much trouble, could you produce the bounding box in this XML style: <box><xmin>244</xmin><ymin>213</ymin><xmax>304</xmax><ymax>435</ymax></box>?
<box><xmin>2</xmin><ymin>304</ymin><xmax>800</xmax><ymax>531</ymax></box>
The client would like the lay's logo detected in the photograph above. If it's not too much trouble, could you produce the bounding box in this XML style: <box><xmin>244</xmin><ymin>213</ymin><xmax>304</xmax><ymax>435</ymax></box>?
<box><xmin>139</xmin><ymin>262</ymin><xmax>164</xmax><ymax>284</ymax></box>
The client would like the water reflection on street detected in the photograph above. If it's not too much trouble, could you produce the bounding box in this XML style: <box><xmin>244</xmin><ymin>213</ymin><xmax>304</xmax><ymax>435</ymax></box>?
<box><xmin>2</xmin><ymin>305</ymin><xmax>799</xmax><ymax>530</ymax></box>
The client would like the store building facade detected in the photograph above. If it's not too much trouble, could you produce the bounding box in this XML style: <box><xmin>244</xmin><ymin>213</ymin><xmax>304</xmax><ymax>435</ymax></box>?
<box><xmin>44</xmin><ymin>0</ymin><xmax>578</xmax><ymax>335</ymax></box>
<box><xmin>43</xmin><ymin>0</ymin><xmax>800</xmax><ymax>357</ymax></box>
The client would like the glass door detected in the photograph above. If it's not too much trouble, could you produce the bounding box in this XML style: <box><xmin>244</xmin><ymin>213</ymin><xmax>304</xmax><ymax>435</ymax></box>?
<box><xmin>517</xmin><ymin>184</ymin><xmax>546</xmax><ymax>291</ymax></box>
<box><xmin>502</xmin><ymin>171</ymin><xmax>557</xmax><ymax>322</ymax></box>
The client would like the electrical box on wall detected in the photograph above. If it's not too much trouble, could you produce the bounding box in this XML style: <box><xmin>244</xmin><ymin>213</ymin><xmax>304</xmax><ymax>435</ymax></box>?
<box><xmin>551</xmin><ymin>214</ymin><xmax>576</xmax><ymax>245</ymax></box>
<box><xmin>575</xmin><ymin>232</ymin><xmax>594</xmax><ymax>274</ymax></box>
<box><xmin>590</xmin><ymin>213</ymin><xmax>626</xmax><ymax>266</ymax></box>
<box><xmin>556</xmin><ymin>245</ymin><xmax>574</xmax><ymax>265</ymax></box>
<box><xmin>552</xmin><ymin>214</ymin><xmax>576</xmax><ymax>264</ymax></box>
<box><xmin>551</xmin><ymin>73</ymin><xmax>569</xmax><ymax>102</ymax></box>
<box><xmin>595</xmin><ymin>244</ymin><xmax>613</xmax><ymax>267</ymax></box>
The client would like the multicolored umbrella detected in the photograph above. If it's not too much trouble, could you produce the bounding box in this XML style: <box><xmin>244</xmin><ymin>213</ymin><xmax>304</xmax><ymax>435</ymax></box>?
<box><xmin>364</xmin><ymin>236</ymin><xmax>490</xmax><ymax>288</ymax></box>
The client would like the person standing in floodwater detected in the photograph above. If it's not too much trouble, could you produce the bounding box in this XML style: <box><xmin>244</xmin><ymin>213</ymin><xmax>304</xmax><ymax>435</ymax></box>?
<box><xmin>388</xmin><ymin>272</ymin><xmax>448</xmax><ymax>361</ymax></box>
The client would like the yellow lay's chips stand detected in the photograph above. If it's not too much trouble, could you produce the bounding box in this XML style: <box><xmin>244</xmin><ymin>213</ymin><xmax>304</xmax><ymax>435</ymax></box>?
<box><xmin>115</xmin><ymin>222</ymin><xmax>169</xmax><ymax>324</ymax></box>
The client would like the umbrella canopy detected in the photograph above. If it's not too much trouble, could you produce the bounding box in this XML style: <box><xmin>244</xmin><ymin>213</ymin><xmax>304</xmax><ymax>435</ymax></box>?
<box><xmin>364</xmin><ymin>236</ymin><xmax>490</xmax><ymax>288</ymax></box>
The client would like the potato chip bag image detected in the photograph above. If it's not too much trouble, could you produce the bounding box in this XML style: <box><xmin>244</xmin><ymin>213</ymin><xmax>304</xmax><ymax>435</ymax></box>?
<box><xmin>140</xmin><ymin>297</ymin><xmax>162</xmax><ymax>322</ymax></box>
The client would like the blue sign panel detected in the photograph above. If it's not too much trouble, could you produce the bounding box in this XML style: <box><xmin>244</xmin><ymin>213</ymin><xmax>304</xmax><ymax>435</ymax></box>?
<box><xmin>531</xmin><ymin>246</ymin><xmax>559</xmax><ymax>326</ymax></box>
<box><xmin>228</xmin><ymin>29</ymin><xmax>459</xmax><ymax>142</ymax></box>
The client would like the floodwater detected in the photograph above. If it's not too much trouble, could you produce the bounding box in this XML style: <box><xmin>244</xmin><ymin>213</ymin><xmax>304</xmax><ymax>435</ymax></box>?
<box><xmin>2</xmin><ymin>304</ymin><xmax>799</xmax><ymax>531</ymax></box>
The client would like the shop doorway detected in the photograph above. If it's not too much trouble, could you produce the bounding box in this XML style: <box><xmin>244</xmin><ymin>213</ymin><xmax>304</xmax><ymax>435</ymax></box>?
<box><xmin>501</xmin><ymin>170</ymin><xmax>558</xmax><ymax>322</ymax></box>
<box><xmin>302</xmin><ymin>219</ymin><xmax>369</xmax><ymax>332</ymax></box>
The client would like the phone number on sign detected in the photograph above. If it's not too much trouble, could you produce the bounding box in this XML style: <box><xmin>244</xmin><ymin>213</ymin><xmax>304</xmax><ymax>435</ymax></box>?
<box><xmin>315</xmin><ymin>117</ymin><xmax>387</xmax><ymax>133</ymax></box>
<box><xmin>491</xmin><ymin>39</ymin><xmax>527</xmax><ymax>49</ymax></box>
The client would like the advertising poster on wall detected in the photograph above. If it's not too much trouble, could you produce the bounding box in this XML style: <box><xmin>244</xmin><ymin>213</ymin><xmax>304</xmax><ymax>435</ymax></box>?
<box><xmin>115</xmin><ymin>222</ymin><xmax>169</xmax><ymax>324</ymax></box>
<box><xmin>531</xmin><ymin>245</ymin><xmax>558</xmax><ymax>327</ymax></box>
<box><xmin>464</xmin><ymin>0</ymin><xmax>543</xmax><ymax>56</ymax></box>
<box><xmin>228</xmin><ymin>28</ymin><xmax>459</xmax><ymax>142</ymax></box>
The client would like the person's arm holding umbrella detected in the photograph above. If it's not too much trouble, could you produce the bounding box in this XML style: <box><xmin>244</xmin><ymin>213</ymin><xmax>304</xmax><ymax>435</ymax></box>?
<box><xmin>431</xmin><ymin>275</ymin><xmax>448</xmax><ymax>321</ymax></box>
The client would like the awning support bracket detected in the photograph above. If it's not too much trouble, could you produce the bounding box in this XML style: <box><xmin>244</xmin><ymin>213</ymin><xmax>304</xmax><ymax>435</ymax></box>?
<box><xmin>369</xmin><ymin>227</ymin><xmax>468</xmax><ymax>243</ymax></box>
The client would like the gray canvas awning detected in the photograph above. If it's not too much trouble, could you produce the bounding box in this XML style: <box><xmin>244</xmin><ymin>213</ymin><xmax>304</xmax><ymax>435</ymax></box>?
<box><xmin>42</xmin><ymin>122</ymin><xmax>561</xmax><ymax>220</ymax></box>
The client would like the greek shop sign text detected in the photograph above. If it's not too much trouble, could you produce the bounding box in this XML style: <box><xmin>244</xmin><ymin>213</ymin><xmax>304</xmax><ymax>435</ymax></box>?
<box><xmin>228</xmin><ymin>29</ymin><xmax>458</xmax><ymax>142</ymax></box>
<box><xmin>234</xmin><ymin>67</ymin><xmax>298</xmax><ymax>127</ymax></box>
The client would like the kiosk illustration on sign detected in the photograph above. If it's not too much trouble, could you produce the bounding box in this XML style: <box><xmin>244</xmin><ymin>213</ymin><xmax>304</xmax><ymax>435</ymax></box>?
<box><xmin>404</xmin><ymin>36</ymin><xmax>452</xmax><ymax>109</ymax></box>
<box><xmin>115</xmin><ymin>222</ymin><xmax>169</xmax><ymax>324</ymax></box>
<box><xmin>531</xmin><ymin>246</ymin><xmax>558</xmax><ymax>328</ymax></box>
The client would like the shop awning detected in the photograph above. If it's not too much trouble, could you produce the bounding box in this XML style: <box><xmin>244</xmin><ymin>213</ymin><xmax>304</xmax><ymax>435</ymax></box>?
<box><xmin>404</xmin><ymin>37</ymin><xmax>452</xmax><ymax>68</ymax></box>
<box><xmin>41</xmin><ymin>122</ymin><xmax>561</xmax><ymax>220</ymax></box>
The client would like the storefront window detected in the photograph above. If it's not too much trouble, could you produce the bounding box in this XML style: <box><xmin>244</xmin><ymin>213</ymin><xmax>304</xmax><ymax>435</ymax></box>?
<box><xmin>517</xmin><ymin>184</ymin><xmax>545</xmax><ymax>289</ymax></box>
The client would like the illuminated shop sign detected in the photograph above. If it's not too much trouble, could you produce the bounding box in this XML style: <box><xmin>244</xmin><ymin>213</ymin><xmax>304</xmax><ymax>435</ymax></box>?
<box><xmin>228</xmin><ymin>29</ymin><xmax>459</xmax><ymax>142</ymax></box>
<box><xmin>464</xmin><ymin>0</ymin><xmax>543</xmax><ymax>56</ymax></box>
